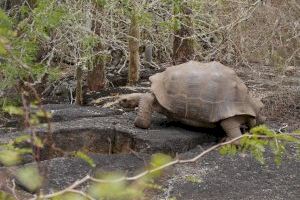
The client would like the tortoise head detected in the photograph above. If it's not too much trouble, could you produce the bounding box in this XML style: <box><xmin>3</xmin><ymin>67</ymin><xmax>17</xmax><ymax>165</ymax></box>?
<box><xmin>250</xmin><ymin>97</ymin><xmax>266</xmax><ymax>126</ymax></box>
<box><xmin>118</xmin><ymin>93</ymin><xmax>143</xmax><ymax>108</ymax></box>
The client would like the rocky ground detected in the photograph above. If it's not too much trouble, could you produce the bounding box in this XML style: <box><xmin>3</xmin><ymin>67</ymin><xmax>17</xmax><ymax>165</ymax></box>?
<box><xmin>0</xmin><ymin>63</ymin><xmax>299</xmax><ymax>199</ymax></box>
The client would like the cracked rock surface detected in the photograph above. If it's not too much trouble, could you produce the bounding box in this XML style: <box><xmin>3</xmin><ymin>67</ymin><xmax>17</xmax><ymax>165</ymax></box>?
<box><xmin>0</xmin><ymin>104</ymin><xmax>299</xmax><ymax>199</ymax></box>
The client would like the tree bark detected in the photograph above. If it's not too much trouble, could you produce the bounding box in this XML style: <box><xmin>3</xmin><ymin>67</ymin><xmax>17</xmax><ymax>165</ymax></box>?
<box><xmin>75</xmin><ymin>66</ymin><xmax>83</xmax><ymax>105</ymax></box>
<box><xmin>144</xmin><ymin>44</ymin><xmax>153</xmax><ymax>68</ymax></box>
<box><xmin>87</xmin><ymin>46</ymin><xmax>106</xmax><ymax>91</ymax></box>
<box><xmin>128</xmin><ymin>11</ymin><xmax>140</xmax><ymax>86</ymax></box>
<box><xmin>86</xmin><ymin>3</ymin><xmax>106</xmax><ymax>91</ymax></box>
<box><xmin>173</xmin><ymin>2</ymin><xmax>195</xmax><ymax>65</ymax></box>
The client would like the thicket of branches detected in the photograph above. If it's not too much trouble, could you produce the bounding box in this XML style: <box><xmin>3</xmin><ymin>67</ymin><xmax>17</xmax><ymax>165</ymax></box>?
<box><xmin>1</xmin><ymin>0</ymin><xmax>299</xmax><ymax>92</ymax></box>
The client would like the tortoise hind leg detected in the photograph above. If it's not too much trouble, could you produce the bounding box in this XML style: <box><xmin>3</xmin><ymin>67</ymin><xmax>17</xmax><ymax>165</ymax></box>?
<box><xmin>134</xmin><ymin>93</ymin><xmax>155</xmax><ymax>129</ymax></box>
<box><xmin>220</xmin><ymin>116</ymin><xmax>245</xmax><ymax>145</ymax></box>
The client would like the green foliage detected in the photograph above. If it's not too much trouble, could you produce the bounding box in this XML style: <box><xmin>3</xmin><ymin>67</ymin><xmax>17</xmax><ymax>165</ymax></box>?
<box><xmin>0</xmin><ymin>134</ymin><xmax>33</xmax><ymax>166</ymax></box>
<box><xmin>0</xmin><ymin>103</ymin><xmax>50</xmax><ymax>172</ymax></box>
<box><xmin>220</xmin><ymin>125</ymin><xmax>300</xmax><ymax>165</ymax></box>
<box><xmin>89</xmin><ymin>173</ymin><xmax>142</xmax><ymax>200</ymax></box>
<box><xmin>293</xmin><ymin>130</ymin><xmax>300</xmax><ymax>134</ymax></box>
<box><xmin>53</xmin><ymin>193</ymin><xmax>87</xmax><ymax>200</ymax></box>
<box><xmin>0</xmin><ymin>9</ymin><xmax>13</xmax><ymax>37</ymax></box>
<box><xmin>35</xmin><ymin>109</ymin><xmax>52</xmax><ymax>118</ymax></box>
<box><xmin>0</xmin><ymin>1</ymin><xmax>66</xmax><ymax>90</ymax></box>
<box><xmin>32</xmin><ymin>0</ymin><xmax>67</xmax><ymax>38</ymax></box>
<box><xmin>186</xmin><ymin>175</ymin><xmax>202</xmax><ymax>183</ymax></box>
<box><xmin>148</xmin><ymin>153</ymin><xmax>172</xmax><ymax>178</ymax></box>
<box><xmin>16</xmin><ymin>166</ymin><xmax>43</xmax><ymax>192</ymax></box>
<box><xmin>32</xmin><ymin>135</ymin><xmax>44</xmax><ymax>148</ymax></box>
<box><xmin>3</xmin><ymin>105</ymin><xmax>24</xmax><ymax>115</ymax></box>
<box><xmin>0</xmin><ymin>191</ymin><xmax>15</xmax><ymax>200</ymax></box>
<box><xmin>250</xmin><ymin>125</ymin><xmax>274</xmax><ymax>136</ymax></box>
<box><xmin>219</xmin><ymin>144</ymin><xmax>238</xmax><ymax>156</ymax></box>
<box><xmin>14</xmin><ymin>135</ymin><xmax>31</xmax><ymax>144</ymax></box>
<box><xmin>240</xmin><ymin>133</ymin><xmax>268</xmax><ymax>164</ymax></box>
<box><xmin>74</xmin><ymin>151</ymin><xmax>96</xmax><ymax>168</ymax></box>
<box><xmin>93</xmin><ymin>0</ymin><xmax>107</xmax><ymax>7</ymax></box>
<box><xmin>47</xmin><ymin>66</ymin><xmax>61</xmax><ymax>81</ymax></box>
<box><xmin>0</xmin><ymin>150</ymin><xmax>21</xmax><ymax>166</ymax></box>
<box><xmin>87</xmin><ymin>153</ymin><xmax>172</xmax><ymax>200</ymax></box>
<box><xmin>0</xmin><ymin>9</ymin><xmax>13</xmax><ymax>55</ymax></box>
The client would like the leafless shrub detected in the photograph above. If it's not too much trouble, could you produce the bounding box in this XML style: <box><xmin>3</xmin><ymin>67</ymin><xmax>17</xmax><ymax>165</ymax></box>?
<box><xmin>39</xmin><ymin>1</ymin><xmax>298</xmax><ymax>69</ymax></box>
<box><xmin>262</xmin><ymin>86</ymin><xmax>300</xmax><ymax>129</ymax></box>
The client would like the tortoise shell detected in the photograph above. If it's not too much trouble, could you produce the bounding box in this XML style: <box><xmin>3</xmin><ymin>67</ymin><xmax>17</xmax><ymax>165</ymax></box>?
<box><xmin>149</xmin><ymin>61</ymin><xmax>262</xmax><ymax>123</ymax></box>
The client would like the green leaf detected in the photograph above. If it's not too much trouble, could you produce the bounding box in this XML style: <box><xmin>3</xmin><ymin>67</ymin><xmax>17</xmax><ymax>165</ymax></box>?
<box><xmin>250</xmin><ymin>125</ymin><xmax>274</xmax><ymax>136</ymax></box>
<box><xmin>29</xmin><ymin>116</ymin><xmax>40</xmax><ymax>125</ymax></box>
<box><xmin>14</xmin><ymin>135</ymin><xmax>31</xmax><ymax>144</ymax></box>
<box><xmin>89</xmin><ymin>173</ymin><xmax>126</xmax><ymax>199</ymax></box>
<box><xmin>150</xmin><ymin>153</ymin><xmax>172</xmax><ymax>169</ymax></box>
<box><xmin>74</xmin><ymin>151</ymin><xmax>96</xmax><ymax>168</ymax></box>
<box><xmin>148</xmin><ymin>153</ymin><xmax>172</xmax><ymax>178</ymax></box>
<box><xmin>3</xmin><ymin>105</ymin><xmax>24</xmax><ymax>115</ymax></box>
<box><xmin>16</xmin><ymin>166</ymin><xmax>43</xmax><ymax>192</ymax></box>
<box><xmin>250</xmin><ymin>147</ymin><xmax>265</xmax><ymax>164</ymax></box>
<box><xmin>276</xmin><ymin>134</ymin><xmax>299</xmax><ymax>143</ymax></box>
<box><xmin>269</xmin><ymin>140</ymin><xmax>286</xmax><ymax>166</ymax></box>
<box><xmin>52</xmin><ymin>193</ymin><xmax>87</xmax><ymax>200</ymax></box>
<box><xmin>0</xmin><ymin>150</ymin><xmax>21</xmax><ymax>166</ymax></box>
<box><xmin>219</xmin><ymin>144</ymin><xmax>238</xmax><ymax>156</ymax></box>
<box><xmin>35</xmin><ymin>110</ymin><xmax>53</xmax><ymax>119</ymax></box>
<box><xmin>14</xmin><ymin>148</ymin><xmax>32</xmax><ymax>154</ymax></box>
<box><xmin>33</xmin><ymin>135</ymin><xmax>44</xmax><ymax>148</ymax></box>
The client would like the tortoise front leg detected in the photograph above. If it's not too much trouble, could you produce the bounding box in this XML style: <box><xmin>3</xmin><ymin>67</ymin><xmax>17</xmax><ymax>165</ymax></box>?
<box><xmin>220</xmin><ymin>116</ymin><xmax>244</xmax><ymax>145</ymax></box>
<box><xmin>134</xmin><ymin>93</ymin><xmax>155</xmax><ymax>129</ymax></box>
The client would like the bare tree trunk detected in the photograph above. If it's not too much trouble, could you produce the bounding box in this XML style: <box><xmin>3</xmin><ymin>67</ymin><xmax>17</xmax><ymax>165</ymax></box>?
<box><xmin>128</xmin><ymin>11</ymin><xmax>140</xmax><ymax>86</ymax></box>
<box><xmin>86</xmin><ymin>3</ymin><xmax>106</xmax><ymax>91</ymax></box>
<box><xmin>75</xmin><ymin>66</ymin><xmax>83</xmax><ymax>105</ymax></box>
<box><xmin>87</xmin><ymin>46</ymin><xmax>106</xmax><ymax>91</ymax></box>
<box><xmin>144</xmin><ymin>44</ymin><xmax>153</xmax><ymax>68</ymax></box>
<box><xmin>173</xmin><ymin>2</ymin><xmax>195</xmax><ymax>65</ymax></box>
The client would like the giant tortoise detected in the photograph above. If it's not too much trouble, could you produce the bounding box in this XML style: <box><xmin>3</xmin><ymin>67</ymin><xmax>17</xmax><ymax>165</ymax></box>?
<box><xmin>119</xmin><ymin>61</ymin><xmax>265</xmax><ymax>143</ymax></box>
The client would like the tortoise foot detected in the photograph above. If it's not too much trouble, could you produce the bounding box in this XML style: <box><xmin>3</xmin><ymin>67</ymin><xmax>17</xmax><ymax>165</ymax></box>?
<box><xmin>134</xmin><ymin>117</ymin><xmax>151</xmax><ymax>129</ymax></box>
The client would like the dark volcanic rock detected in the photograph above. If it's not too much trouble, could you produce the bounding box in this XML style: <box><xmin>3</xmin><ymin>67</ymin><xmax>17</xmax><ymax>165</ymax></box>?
<box><xmin>37</xmin><ymin>112</ymin><xmax>217</xmax><ymax>159</ymax></box>
<box><xmin>0</xmin><ymin>154</ymin><xmax>148</xmax><ymax>195</ymax></box>
<box><xmin>41</xmin><ymin>104</ymin><xmax>123</xmax><ymax>122</ymax></box>
<box><xmin>155</xmin><ymin>145</ymin><xmax>300</xmax><ymax>200</ymax></box>
<box><xmin>1</xmin><ymin>104</ymin><xmax>299</xmax><ymax>199</ymax></box>
<box><xmin>39</xmin><ymin>154</ymin><xmax>148</xmax><ymax>192</ymax></box>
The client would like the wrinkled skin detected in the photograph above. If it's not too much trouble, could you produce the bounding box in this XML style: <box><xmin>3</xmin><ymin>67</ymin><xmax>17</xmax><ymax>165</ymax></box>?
<box><xmin>119</xmin><ymin>93</ymin><xmax>266</xmax><ymax>145</ymax></box>
<box><xmin>119</xmin><ymin>93</ymin><xmax>142</xmax><ymax>108</ymax></box>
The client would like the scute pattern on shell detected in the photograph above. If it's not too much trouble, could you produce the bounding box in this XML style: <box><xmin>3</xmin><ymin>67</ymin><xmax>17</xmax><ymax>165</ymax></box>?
<box><xmin>150</xmin><ymin>61</ymin><xmax>258</xmax><ymax>122</ymax></box>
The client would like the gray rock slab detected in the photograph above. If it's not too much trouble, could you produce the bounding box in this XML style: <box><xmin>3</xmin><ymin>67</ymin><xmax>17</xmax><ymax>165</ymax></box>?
<box><xmin>154</xmin><ymin>145</ymin><xmax>300</xmax><ymax>200</ymax></box>
<box><xmin>0</xmin><ymin>153</ymin><xmax>148</xmax><ymax>196</ymax></box>
<box><xmin>41</xmin><ymin>104</ymin><xmax>123</xmax><ymax>122</ymax></box>
<box><xmin>36</xmin><ymin>112</ymin><xmax>218</xmax><ymax>158</ymax></box>
<box><xmin>42</xmin><ymin>154</ymin><xmax>148</xmax><ymax>191</ymax></box>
